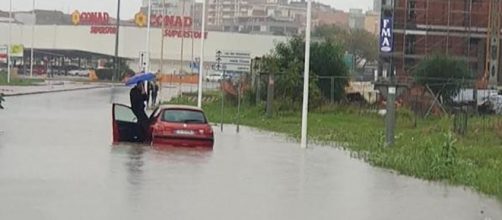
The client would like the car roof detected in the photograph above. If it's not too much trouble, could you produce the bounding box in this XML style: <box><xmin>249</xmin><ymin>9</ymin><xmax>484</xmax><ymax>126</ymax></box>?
<box><xmin>158</xmin><ymin>104</ymin><xmax>204</xmax><ymax>112</ymax></box>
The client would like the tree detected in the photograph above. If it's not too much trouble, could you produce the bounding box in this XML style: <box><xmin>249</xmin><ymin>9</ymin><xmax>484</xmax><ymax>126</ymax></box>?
<box><xmin>259</xmin><ymin>36</ymin><xmax>349</xmax><ymax>109</ymax></box>
<box><xmin>413</xmin><ymin>54</ymin><xmax>473</xmax><ymax>103</ymax></box>
<box><xmin>314</xmin><ymin>25</ymin><xmax>378</xmax><ymax>71</ymax></box>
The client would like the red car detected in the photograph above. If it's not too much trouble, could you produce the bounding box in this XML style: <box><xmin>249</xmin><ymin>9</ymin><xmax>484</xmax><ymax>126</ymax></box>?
<box><xmin>112</xmin><ymin>104</ymin><xmax>214</xmax><ymax>148</ymax></box>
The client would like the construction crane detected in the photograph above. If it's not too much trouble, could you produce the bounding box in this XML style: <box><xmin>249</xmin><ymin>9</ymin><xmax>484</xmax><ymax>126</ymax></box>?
<box><xmin>481</xmin><ymin>0</ymin><xmax>501</xmax><ymax>89</ymax></box>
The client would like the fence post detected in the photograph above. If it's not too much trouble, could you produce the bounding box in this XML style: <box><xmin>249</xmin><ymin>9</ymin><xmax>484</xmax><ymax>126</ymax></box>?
<box><xmin>330</xmin><ymin>76</ymin><xmax>335</xmax><ymax>104</ymax></box>
<box><xmin>414</xmin><ymin>94</ymin><xmax>418</xmax><ymax>128</ymax></box>
<box><xmin>220</xmin><ymin>70</ymin><xmax>225</xmax><ymax>132</ymax></box>
<box><xmin>237</xmin><ymin>79</ymin><xmax>241</xmax><ymax>133</ymax></box>
<box><xmin>266</xmin><ymin>73</ymin><xmax>274</xmax><ymax>117</ymax></box>
<box><xmin>385</xmin><ymin>86</ymin><xmax>396</xmax><ymax>146</ymax></box>
<box><xmin>256</xmin><ymin>74</ymin><xmax>261</xmax><ymax>105</ymax></box>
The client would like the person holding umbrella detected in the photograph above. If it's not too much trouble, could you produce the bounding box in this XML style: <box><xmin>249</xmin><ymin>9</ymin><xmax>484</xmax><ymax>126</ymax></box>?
<box><xmin>126</xmin><ymin>72</ymin><xmax>156</xmax><ymax>141</ymax></box>
<box><xmin>130</xmin><ymin>82</ymin><xmax>149</xmax><ymax>141</ymax></box>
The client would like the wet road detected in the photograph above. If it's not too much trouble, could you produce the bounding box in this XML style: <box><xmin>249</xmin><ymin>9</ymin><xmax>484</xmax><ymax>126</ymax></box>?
<box><xmin>0</xmin><ymin>88</ymin><xmax>501</xmax><ymax>220</ymax></box>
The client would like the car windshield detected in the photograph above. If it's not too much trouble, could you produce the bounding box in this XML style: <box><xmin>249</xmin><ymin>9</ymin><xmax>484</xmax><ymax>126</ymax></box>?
<box><xmin>162</xmin><ymin>109</ymin><xmax>207</xmax><ymax>124</ymax></box>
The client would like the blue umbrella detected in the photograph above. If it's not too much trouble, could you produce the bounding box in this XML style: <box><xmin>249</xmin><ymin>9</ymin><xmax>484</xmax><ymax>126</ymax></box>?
<box><xmin>125</xmin><ymin>72</ymin><xmax>156</xmax><ymax>86</ymax></box>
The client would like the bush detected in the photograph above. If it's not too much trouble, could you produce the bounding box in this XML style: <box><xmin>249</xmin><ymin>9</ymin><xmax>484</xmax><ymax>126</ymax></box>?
<box><xmin>413</xmin><ymin>54</ymin><xmax>473</xmax><ymax>104</ymax></box>
<box><xmin>258</xmin><ymin>36</ymin><xmax>349</xmax><ymax>111</ymax></box>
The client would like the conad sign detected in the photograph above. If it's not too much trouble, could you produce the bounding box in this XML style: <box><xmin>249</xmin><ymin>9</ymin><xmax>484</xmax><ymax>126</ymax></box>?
<box><xmin>71</xmin><ymin>11</ymin><xmax>110</xmax><ymax>25</ymax></box>
<box><xmin>71</xmin><ymin>11</ymin><xmax>116</xmax><ymax>35</ymax></box>
<box><xmin>134</xmin><ymin>12</ymin><xmax>208</xmax><ymax>39</ymax></box>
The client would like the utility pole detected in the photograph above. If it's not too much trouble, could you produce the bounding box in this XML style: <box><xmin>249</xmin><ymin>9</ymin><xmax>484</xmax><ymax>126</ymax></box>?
<box><xmin>113</xmin><ymin>0</ymin><xmax>121</xmax><ymax>82</ymax></box>
<box><xmin>145</xmin><ymin>0</ymin><xmax>152</xmax><ymax>72</ymax></box>
<box><xmin>159</xmin><ymin>0</ymin><xmax>166</xmax><ymax>103</ymax></box>
<box><xmin>197</xmin><ymin>0</ymin><xmax>207</xmax><ymax>108</ymax></box>
<box><xmin>191</xmin><ymin>0</ymin><xmax>195</xmax><ymax>70</ymax></box>
<box><xmin>30</xmin><ymin>0</ymin><xmax>35</xmax><ymax>78</ymax></box>
<box><xmin>7</xmin><ymin>0</ymin><xmax>12</xmax><ymax>84</ymax></box>
<box><xmin>160</xmin><ymin>0</ymin><xmax>166</xmax><ymax>74</ymax></box>
<box><xmin>385</xmin><ymin>86</ymin><xmax>396</xmax><ymax>146</ymax></box>
<box><xmin>178</xmin><ymin>0</ymin><xmax>186</xmax><ymax>97</ymax></box>
<box><xmin>180</xmin><ymin>0</ymin><xmax>186</xmax><ymax>75</ymax></box>
<box><xmin>300</xmin><ymin>0</ymin><xmax>312</xmax><ymax>149</ymax></box>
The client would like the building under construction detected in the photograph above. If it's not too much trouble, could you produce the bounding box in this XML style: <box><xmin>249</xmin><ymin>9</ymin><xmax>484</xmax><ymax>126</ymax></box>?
<box><xmin>387</xmin><ymin>0</ymin><xmax>502</xmax><ymax>88</ymax></box>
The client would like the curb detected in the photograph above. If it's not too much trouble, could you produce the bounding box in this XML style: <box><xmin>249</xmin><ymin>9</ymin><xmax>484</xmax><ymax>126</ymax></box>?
<box><xmin>2</xmin><ymin>85</ymin><xmax>109</xmax><ymax>97</ymax></box>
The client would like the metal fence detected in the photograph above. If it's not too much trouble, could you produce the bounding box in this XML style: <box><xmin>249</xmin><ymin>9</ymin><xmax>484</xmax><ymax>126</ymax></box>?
<box><xmin>171</xmin><ymin>73</ymin><xmax>502</xmax><ymax>136</ymax></box>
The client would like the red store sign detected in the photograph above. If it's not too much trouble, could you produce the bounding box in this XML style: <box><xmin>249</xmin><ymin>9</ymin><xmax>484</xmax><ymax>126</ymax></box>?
<box><xmin>164</xmin><ymin>30</ymin><xmax>208</xmax><ymax>39</ymax></box>
<box><xmin>90</xmin><ymin>26</ymin><xmax>117</xmax><ymax>34</ymax></box>
<box><xmin>72</xmin><ymin>10</ymin><xmax>115</xmax><ymax>35</ymax></box>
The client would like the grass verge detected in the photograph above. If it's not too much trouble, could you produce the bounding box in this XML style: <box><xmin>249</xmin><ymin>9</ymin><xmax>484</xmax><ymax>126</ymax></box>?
<box><xmin>0</xmin><ymin>72</ymin><xmax>44</xmax><ymax>86</ymax></box>
<box><xmin>167</xmin><ymin>95</ymin><xmax>502</xmax><ymax>200</ymax></box>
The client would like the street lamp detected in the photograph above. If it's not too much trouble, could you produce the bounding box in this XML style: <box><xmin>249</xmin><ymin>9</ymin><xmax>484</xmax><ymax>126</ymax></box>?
<box><xmin>7</xmin><ymin>0</ymin><xmax>12</xmax><ymax>84</ymax></box>
<box><xmin>160</xmin><ymin>0</ymin><xmax>166</xmax><ymax>74</ymax></box>
<box><xmin>300</xmin><ymin>0</ymin><xmax>312</xmax><ymax>149</ymax></box>
<box><xmin>197</xmin><ymin>0</ymin><xmax>207</xmax><ymax>108</ymax></box>
<box><xmin>113</xmin><ymin>0</ymin><xmax>121</xmax><ymax>82</ymax></box>
<box><xmin>30</xmin><ymin>0</ymin><xmax>35</xmax><ymax>78</ymax></box>
<box><xmin>145</xmin><ymin>0</ymin><xmax>152</xmax><ymax>72</ymax></box>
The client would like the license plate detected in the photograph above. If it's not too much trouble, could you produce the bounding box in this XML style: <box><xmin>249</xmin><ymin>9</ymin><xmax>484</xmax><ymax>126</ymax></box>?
<box><xmin>175</xmin><ymin>130</ymin><xmax>194</xmax><ymax>135</ymax></box>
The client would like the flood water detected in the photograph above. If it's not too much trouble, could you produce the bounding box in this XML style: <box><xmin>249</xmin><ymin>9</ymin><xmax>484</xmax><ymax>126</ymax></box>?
<box><xmin>0</xmin><ymin>87</ymin><xmax>501</xmax><ymax>220</ymax></box>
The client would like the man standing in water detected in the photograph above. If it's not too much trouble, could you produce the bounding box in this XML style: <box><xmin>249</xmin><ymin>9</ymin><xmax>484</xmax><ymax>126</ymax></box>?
<box><xmin>0</xmin><ymin>93</ymin><xmax>4</xmax><ymax>109</ymax></box>
<box><xmin>130</xmin><ymin>82</ymin><xmax>149</xmax><ymax>141</ymax></box>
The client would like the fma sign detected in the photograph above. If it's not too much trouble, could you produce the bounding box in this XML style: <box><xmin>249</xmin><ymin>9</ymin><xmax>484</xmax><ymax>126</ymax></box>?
<box><xmin>380</xmin><ymin>17</ymin><xmax>393</xmax><ymax>53</ymax></box>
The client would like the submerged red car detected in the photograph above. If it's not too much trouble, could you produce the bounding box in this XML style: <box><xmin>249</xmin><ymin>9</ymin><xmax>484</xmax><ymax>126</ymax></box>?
<box><xmin>112</xmin><ymin>104</ymin><xmax>214</xmax><ymax>148</ymax></box>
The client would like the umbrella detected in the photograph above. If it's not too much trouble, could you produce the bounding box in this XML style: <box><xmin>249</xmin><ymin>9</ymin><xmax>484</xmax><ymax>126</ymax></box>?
<box><xmin>125</xmin><ymin>72</ymin><xmax>156</xmax><ymax>86</ymax></box>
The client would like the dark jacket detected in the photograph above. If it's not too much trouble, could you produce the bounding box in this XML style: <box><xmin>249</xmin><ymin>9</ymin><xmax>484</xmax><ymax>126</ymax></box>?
<box><xmin>130</xmin><ymin>88</ymin><xmax>148</xmax><ymax>119</ymax></box>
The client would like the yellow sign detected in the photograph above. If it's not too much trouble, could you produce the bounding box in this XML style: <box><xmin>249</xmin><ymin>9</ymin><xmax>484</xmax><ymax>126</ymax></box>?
<box><xmin>71</xmin><ymin>10</ymin><xmax>81</xmax><ymax>25</ymax></box>
<box><xmin>135</xmin><ymin>12</ymin><xmax>147</xmax><ymax>27</ymax></box>
<box><xmin>10</xmin><ymin>44</ymin><xmax>24</xmax><ymax>57</ymax></box>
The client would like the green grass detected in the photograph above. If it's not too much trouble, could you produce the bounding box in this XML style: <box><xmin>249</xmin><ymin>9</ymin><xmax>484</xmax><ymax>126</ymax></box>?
<box><xmin>0</xmin><ymin>72</ymin><xmax>44</xmax><ymax>86</ymax></box>
<box><xmin>167</xmin><ymin>95</ymin><xmax>502</xmax><ymax>200</ymax></box>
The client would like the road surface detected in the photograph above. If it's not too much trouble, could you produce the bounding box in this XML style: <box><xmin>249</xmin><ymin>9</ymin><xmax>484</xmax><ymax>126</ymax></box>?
<box><xmin>0</xmin><ymin>87</ymin><xmax>500</xmax><ymax>220</ymax></box>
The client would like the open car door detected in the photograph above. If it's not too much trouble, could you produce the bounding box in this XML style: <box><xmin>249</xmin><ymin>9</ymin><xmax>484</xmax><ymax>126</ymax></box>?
<box><xmin>112</xmin><ymin>103</ymin><xmax>143</xmax><ymax>143</ymax></box>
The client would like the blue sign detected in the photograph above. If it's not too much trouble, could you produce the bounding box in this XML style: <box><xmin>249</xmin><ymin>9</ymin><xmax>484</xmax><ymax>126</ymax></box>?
<box><xmin>380</xmin><ymin>17</ymin><xmax>393</xmax><ymax>53</ymax></box>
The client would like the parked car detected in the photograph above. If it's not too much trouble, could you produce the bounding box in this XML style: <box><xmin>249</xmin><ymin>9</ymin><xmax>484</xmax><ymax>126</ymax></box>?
<box><xmin>112</xmin><ymin>104</ymin><xmax>214</xmax><ymax>148</ymax></box>
<box><xmin>205</xmin><ymin>72</ymin><xmax>223</xmax><ymax>82</ymax></box>
<box><xmin>205</xmin><ymin>71</ymin><xmax>231</xmax><ymax>82</ymax></box>
<box><xmin>14</xmin><ymin>65</ymin><xmax>46</xmax><ymax>75</ymax></box>
<box><xmin>68</xmin><ymin>69</ymin><xmax>90</xmax><ymax>77</ymax></box>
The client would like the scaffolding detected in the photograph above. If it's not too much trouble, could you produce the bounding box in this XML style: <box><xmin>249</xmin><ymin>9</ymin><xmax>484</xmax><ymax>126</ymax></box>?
<box><xmin>392</xmin><ymin>0</ymin><xmax>501</xmax><ymax>86</ymax></box>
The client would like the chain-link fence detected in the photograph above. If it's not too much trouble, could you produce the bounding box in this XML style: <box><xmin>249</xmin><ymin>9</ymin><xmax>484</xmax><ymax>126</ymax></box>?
<box><xmin>166</xmin><ymin>72</ymin><xmax>502</xmax><ymax>136</ymax></box>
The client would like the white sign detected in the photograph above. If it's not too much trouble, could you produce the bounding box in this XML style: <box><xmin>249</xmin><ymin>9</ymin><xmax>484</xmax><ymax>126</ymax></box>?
<box><xmin>220</xmin><ymin>50</ymin><xmax>251</xmax><ymax>58</ymax></box>
<box><xmin>222</xmin><ymin>64</ymin><xmax>251</xmax><ymax>72</ymax></box>
<box><xmin>216</xmin><ymin>50</ymin><xmax>251</xmax><ymax>72</ymax></box>
<box><xmin>139</xmin><ymin>51</ymin><xmax>148</xmax><ymax>72</ymax></box>
<box><xmin>219</xmin><ymin>57</ymin><xmax>251</xmax><ymax>65</ymax></box>
<box><xmin>388</xmin><ymin>86</ymin><xmax>396</xmax><ymax>95</ymax></box>
<box><xmin>0</xmin><ymin>45</ymin><xmax>7</xmax><ymax>63</ymax></box>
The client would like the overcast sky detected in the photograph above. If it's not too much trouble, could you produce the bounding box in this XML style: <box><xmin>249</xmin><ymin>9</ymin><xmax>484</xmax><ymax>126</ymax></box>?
<box><xmin>0</xmin><ymin>0</ymin><xmax>373</xmax><ymax>19</ymax></box>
